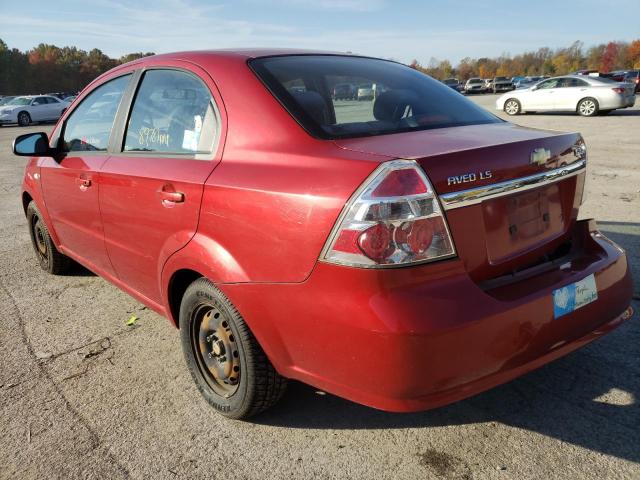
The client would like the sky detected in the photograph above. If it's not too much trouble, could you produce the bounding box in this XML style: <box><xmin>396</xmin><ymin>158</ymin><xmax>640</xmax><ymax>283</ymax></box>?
<box><xmin>0</xmin><ymin>0</ymin><xmax>638</xmax><ymax>65</ymax></box>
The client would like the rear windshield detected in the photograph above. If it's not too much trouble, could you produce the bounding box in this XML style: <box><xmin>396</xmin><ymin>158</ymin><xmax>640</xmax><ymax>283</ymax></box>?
<box><xmin>250</xmin><ymin>55</ymin><xmax>500</xmax><ymax>139</ymax></box>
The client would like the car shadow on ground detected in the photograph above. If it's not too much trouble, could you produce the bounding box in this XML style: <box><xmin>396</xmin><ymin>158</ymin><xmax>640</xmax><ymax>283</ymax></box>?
<box><xmin>257</xmin><ymin>222</ymin><xmax>639</xmax><ymax>464</ymax></box>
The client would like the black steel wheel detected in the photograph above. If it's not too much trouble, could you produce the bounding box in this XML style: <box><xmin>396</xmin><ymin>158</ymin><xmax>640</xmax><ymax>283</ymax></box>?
<box><xmin>26</xmin><ymin>201</ymin><xmax>73</xmax><ymax>274</ymax></box>
<box><xmin>180</xmin><ymin>278</ymin><xmax>287</xmax><ymax>419</ymax></box>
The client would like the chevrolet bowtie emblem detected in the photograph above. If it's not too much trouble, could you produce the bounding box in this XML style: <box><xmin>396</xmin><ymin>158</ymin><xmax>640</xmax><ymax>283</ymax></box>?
<box><xmin>531</xmin><ymin>148</ymin><xmax>551</xmax><ymax>166</ymax></box>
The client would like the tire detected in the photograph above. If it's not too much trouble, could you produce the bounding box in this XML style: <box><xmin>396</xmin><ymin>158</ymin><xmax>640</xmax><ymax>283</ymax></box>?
<box><xmin>26</xmin><ymin>201</ymin><xmax>73</xmax><ymax>274</ymax></box>
<box><xmin>577</xmin><ymin>97</ymin><xmax>599</xmax><ymax>117</ymax></box>
<box><xmin>180</xmin><ymin>278</ymin><xmax>287</xmax><ymax>419</ymax></box>
<box><xmin>504</xmin><ymin>98</ymin><xmax>521</xmax><ymax>115</ymax></box>
<box><xmin>18</xmin><ymin>111</ymin><xmax>31</xmax><ymax>127</ymax></box>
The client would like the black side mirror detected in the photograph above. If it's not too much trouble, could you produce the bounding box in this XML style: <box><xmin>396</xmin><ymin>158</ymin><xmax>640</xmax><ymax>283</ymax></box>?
<box><xmin>12</xmin><ymin>132</ymin><xmax>52</xmax><ymax>157</ymax></box>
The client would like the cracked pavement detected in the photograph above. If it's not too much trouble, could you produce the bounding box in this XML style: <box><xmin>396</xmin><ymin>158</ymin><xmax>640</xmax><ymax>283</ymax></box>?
<box><xmin>0</xmin><ymin>97</ymin><xmax>639</xmax><ymax>479</ymax></box>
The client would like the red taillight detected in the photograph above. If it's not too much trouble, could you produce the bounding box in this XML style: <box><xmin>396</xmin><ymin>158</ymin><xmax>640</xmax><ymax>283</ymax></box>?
<box><xmin>321</xmin><ymin>160</ymin><xmax>456</xmax><ymax>267</ymax></box>
<box><xmin>611</xmin><ymin>87</ymin><xmax>625</xmax><ymax>94</ymax></box>
<box><xmin>358</xmin><ymin>223</ymin><xmax>394</xmax><ymax>262</ymax></box>
<box><xmin>370</xmin><ymin>168</ymin><xmax>428</xmax><ymax>197</ymax></box>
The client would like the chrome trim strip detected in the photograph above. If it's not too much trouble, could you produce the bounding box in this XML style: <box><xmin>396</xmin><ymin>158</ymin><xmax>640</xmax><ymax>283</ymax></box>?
<box><xmin>439</xmin><ymin>159</ymin><xmax>586</xmax><ymax>210</ymax></box>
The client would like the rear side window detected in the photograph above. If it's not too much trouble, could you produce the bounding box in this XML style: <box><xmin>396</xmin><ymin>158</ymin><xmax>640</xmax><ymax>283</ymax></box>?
<box><xmin>250</xmin><ymin>55</ymin><xmax>500</xmax><ymax>140</ymax></box>
<box><xmin>62</xmin><ymin>74</ymin><xmax>131</xmax><ymax>152</ymax></box>
<box><xmin>563</xmin><ymin>78</ymin><xmax>589</xmax><ymax>87</ymax></box>
<box><xmin>123</xmin><ymin>69</ymin><xmax>217</xmax><ymax>154</ymax></box>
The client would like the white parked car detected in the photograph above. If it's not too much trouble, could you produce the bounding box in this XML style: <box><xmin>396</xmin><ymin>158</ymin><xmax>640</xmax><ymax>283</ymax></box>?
<box><xmin>357</xmin><ymin>83</ymin><xmax>375</xmax><ymax>101</ymax></box>
<box><xmin>496</xmin><ymin>75</ymin><xmax>636</xmax><ymax>116</ymax></box>
<box><xmin>0</xmin><ymin>95</ymin><xmax>70</xmax><ymax>126</ymax></box>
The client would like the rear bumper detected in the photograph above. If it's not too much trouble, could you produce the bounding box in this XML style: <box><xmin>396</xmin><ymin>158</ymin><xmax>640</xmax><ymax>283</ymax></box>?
<box><xmin>602</xmin><ymin>94</ymin><xmax>636</xmax><ymax>109</ymax></box>
<box><xmin>220</xmin><ymin>219</ymin><xmax>634</xmax><ymax>412</ymax></box>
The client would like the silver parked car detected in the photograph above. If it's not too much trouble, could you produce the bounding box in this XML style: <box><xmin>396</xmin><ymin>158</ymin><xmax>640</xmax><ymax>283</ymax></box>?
<box><xmin>464</xmin><ymin>78</ymin><xmax>485</xmax><ymax>94</ymax></box>
<box><xmin>0</xmin><ymin>95</ymin><xmax>70</xmax><ymax>126</ymax></box>
<box><xmin>496</xmin><ymin>75</ymin><xmax>636</xmax><ymax>116</ymax></box>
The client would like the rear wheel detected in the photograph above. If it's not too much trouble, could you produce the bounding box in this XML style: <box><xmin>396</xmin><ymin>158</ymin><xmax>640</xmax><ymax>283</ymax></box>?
<box><xmin>18</xmin><ymin>111</ymin><xmax>31</xmax><ymax>127</ymax></box>
<box><xmin>26</xmin><ymin>202</ymin><xmax>73</xmax><ymax>274</ymax></box>
<box><xmin>504</xmin><ymin>98</ymin><xmax>521</xmax><ymax>115</ymax></box>
<box><xmin>180</xmin><ymin>278</ymin><xmax>287</xmax><ymax>419</ymax></box>
<box><xmin>577</xmin><ymin>97</ymin><xmax>599</xmax><ymax>117</ymax></box>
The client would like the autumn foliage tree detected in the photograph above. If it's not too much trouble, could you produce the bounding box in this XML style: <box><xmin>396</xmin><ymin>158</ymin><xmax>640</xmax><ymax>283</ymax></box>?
<box><xmin>0</xmin><ymin>39</ymin><xmax>154</xmax><ymax>95</ymax></box>
<box><xmin>411</xmin><ymin>39</ymin><xmax>639</xmax><ymax>81</ymax></box>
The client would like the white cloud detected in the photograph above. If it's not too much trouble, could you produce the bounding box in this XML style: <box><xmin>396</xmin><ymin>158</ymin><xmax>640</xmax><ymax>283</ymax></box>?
<box><xmin>274</xmin><ymin>0</ymin><xmax>388</xmax><ymax>12</ymax></box>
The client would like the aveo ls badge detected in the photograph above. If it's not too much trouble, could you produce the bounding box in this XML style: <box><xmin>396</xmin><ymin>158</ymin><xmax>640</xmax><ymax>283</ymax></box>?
<box><xmin>447</xmin><ymin>170</ymin><xmax>492</xmax><ymax>186</ymax></box>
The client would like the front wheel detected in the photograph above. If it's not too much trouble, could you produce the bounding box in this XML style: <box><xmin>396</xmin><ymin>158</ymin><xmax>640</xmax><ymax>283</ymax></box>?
<box><xmin>180</xmin><ymin>278</ymin><xmax>287</xmax><ymax>419</ymax></box>
<box><xmin>18</xmin><ymin>111</ymin><xmax>31</xmax><ymax>127</ymax></box>
<box><xmin>577</xmin><ymin>97</ymin><xmax>599</xmax><ymax>117</ymax></box>
<box><xmin>504</xmin><ymin>98</ymin><xmax>521</xmax><ymax>115</ymax></box>
<box><xmin>26</xmin><ymin>201</ymin><xmax>73</xmax><ymax>274</ymax></box>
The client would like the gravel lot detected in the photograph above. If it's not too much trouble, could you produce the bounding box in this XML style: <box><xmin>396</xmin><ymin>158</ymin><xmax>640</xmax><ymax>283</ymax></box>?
<box><xmin>0</xmin><ymin>95</ymin><xmax>638</xmax><ymax>480</ymax></box>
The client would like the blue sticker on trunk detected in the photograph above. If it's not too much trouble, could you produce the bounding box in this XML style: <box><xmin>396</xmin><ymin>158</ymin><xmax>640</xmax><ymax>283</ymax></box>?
<box><xmin>553</xmin><ymin>274</ymin><xmax>598</xmax><ymax>318</ymax></box>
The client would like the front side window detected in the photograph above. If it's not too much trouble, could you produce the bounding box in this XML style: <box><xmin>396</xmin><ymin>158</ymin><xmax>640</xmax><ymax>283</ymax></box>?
<box><xmin>251</xmin><ymin>55</ymin><xmax>500</xmax><ymax>139</ymax></box>
<box><xmin>32</xmin><ymin>97</ymin><xmax>47</xmax><ymax>105</ymax></box>
<box><xmin>62</xmin><ymin>74</ymin><xmax>131</xmax><ymax>152</ymax></box>
<box><xmin>537</xmin><ymin>79</ymin><xmax>562</xmax><ymax>90</ymax></box>
<box><xmin>123</xmin><ymin>69</ymin><xmax>217</xmax><ymax>154</ymax></box>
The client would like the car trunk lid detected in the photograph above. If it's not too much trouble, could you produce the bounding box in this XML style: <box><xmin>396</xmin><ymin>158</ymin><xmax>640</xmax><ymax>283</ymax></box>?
<box><xmin>333</xmin><ymin>123</ymin><xmax>587</xmax><ymax>282</ymax></box>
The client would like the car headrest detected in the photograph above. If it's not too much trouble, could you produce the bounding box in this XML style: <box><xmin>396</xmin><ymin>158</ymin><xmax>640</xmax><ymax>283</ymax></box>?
<box><xmin>292</xmin><ymin>91</ymin><xmax>330</xmax><ymax>125</ymax></box>
<box><xmin>373</xmin><ymin>89</ymin><xmax>420</xmax><ymax>122</ymax></box>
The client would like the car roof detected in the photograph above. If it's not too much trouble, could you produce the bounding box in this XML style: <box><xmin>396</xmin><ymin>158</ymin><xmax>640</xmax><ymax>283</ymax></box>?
<box><xmin>129</xmin><ymin>48</ymin><xmax>359</xmax><ymax>66</ymax></box>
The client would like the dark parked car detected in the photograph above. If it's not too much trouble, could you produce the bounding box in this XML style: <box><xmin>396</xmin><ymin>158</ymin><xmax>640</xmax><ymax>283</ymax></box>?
<box><xmin>490</xmin><ymin>76</ymin><xmax>514</xmax><ymax>93</ymax></box>
<box><xmin>13</xmin><ymin>50</ymin><xmax>634</xmax><ymax>419</ymax></box>
<box><xmin>624</xmin><ymin>70</ymin><xmax>640</xmax><ymax>92</ymax></box>
<box><xmin>574</xmin><ymin>69</ymin><xmax>599</xmax><ymax>76</ymax></box>
<box><xmin>442</xmin><ymin>78</ymin><xmax>462</xmax><ymax>91</ymax></box>
<box><xmin>46</xmin><ymin>92</ymin><xmax>77</xmax><ymax>100</ymax></box>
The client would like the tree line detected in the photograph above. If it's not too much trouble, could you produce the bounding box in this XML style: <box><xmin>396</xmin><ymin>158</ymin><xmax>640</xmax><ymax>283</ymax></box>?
<box><xmin>2</xmin><ymin>38</ymin><xmax>640</xmax><ymax>95</ymax></box>
<box><xmin>410</xmin><ymin>39</ymin><xmax>640</xmax><ymax>80</ymax></box>
<box><xmin>0</xmin><ymin>39</ymin><xmax>154</xmax><ymax>95</ymax></box>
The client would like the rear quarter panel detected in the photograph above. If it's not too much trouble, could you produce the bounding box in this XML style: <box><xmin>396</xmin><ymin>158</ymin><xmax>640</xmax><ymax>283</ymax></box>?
<box><xmin>162</xmin><ymin>54</ymin><xmax>389</xmax><ymax>286</ymax></box>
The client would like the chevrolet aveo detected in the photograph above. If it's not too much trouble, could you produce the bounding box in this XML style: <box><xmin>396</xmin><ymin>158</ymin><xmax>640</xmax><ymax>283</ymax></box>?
<box><xmin>14</xmin><ymin>50</ymin><xmax>634</xmax><ymax>419</ymax></box>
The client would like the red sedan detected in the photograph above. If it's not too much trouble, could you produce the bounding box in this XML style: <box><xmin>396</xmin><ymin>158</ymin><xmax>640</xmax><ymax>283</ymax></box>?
<box><xmin>14</xmin><ymin>50</ymin><xmax>634</xmax><ymax>419</ymax></box>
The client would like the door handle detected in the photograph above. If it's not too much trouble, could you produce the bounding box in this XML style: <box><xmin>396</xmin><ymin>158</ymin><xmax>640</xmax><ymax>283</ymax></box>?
<box><xmin>75</xmin><ymin>177</ymin><xmax>92</xmax><ymax>189</ymax></box>
<box><xmin>158</xmin><ymin>187</ymin><xmax>185</xmax><ymax>207</ymax></box>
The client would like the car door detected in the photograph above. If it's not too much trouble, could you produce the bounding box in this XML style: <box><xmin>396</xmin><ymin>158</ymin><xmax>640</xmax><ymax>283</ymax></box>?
<box><xmin>39</xmin><ymin>74</ymin><xmax>134</xmax><ymax>276</ymax></box>
<box><xmin>45</xmin><ymin>96</ymin><xmax>64</xmax><ymax>120</ymax></box>
<box><xmin>29</xmin><ymin>97</ymin><xmax>49</xmax><ymax>121</ymax></box>
<box><xmin>554</xmin><ymin>77</ymin><xmax>588</xmax><ymax>111</ymax></box>
<box><xmin>99</xmin><ymin>64</ymin><xmax>225</xmax><ymax>304</ymax></box>
<box><xmin>526</xmin><ymin>78</ymin><xmax>562</xmax><ymax>110</ymax></box>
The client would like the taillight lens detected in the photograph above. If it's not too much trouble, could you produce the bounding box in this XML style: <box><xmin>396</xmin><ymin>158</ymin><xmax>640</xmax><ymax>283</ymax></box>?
<box><xmin>611</xmin><ymin>87</ymin><xmax>625</xmax><ymax>94</ymax></box>
<box><xmin>321</xmin><ymin>160</ymin><xmax>456</xmax><ymax>267</ymax></box>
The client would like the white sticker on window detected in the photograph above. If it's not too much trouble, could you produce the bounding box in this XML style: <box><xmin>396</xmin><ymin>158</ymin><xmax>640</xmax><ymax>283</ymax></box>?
<box><xmin>182</xmin><ymin>130</ymin><xmax>198</xmax><ymax>151</ymax></box>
